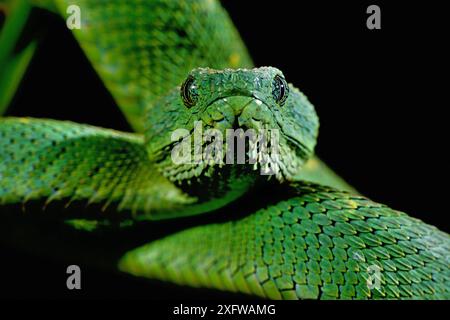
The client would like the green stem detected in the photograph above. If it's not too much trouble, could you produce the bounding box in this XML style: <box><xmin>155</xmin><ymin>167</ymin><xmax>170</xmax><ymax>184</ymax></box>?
<box><xmin>0</xmin><ymin>0</ymin><xmax>36</xmax><ymax>115</ymax></box>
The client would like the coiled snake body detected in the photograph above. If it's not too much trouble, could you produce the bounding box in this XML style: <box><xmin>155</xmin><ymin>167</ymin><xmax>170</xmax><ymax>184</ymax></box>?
<box><xmin>0</xmin><ymin>0</ymin><xmax>448</xmax><ymax>299</ymax></box>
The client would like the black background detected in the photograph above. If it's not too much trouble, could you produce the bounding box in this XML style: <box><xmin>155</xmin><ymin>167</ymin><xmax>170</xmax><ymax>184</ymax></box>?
<box><xmin>0</xmin><ymin>0</ymin><xmax>448</xmax><ymax>299</ymax></box>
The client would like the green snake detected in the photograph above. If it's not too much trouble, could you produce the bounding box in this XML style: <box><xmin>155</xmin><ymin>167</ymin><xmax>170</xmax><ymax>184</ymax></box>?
<box><xmin>0</xmin><ymin>0</ymin><xmax>449</xmax><ymax>300</ymax></box>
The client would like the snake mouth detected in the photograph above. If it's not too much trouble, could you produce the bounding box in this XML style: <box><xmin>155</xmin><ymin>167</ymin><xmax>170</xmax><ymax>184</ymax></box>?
<box><xmin>176</xmin><ymin>95</ymin><xmax>311</xmax><ymax>182</ymax></box>
<box><xmin>153</xmin><ymin>93</ymin><xmax>314</xmax><ymax>184</ymax></box>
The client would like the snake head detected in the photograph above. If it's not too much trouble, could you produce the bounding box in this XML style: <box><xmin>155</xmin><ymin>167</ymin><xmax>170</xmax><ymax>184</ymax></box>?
<box><xmin>145</xmin><ymin>67</ymin><xmax>319</xmax><ymax>184</ymax></box>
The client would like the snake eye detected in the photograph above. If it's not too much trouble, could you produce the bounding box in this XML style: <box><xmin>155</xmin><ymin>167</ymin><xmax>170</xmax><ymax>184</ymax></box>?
<box><xmin>181</xmin><ymin>75</ymin><xmax>198</xmax><ymax>108</ymax></box>
<box><xmin>272</xmin><ymin>75</ymin><xmax>289</xmax><ymax>106</ymax></box>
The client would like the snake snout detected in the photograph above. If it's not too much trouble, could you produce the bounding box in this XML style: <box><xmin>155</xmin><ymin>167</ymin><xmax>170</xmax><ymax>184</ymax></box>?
<box><xmin>223</xmin><ymin>96</ymin><xmax>256</xmax><ymax>117</ymax></box>
<box><xmin>237</xmin><ymin>97</ymin><xmax>274</xmax><ymax>130</ymax></box>
<box><xmin>203</xmin><ymin>95</ymin><xmax>270</xmax><ymax>131</ymax></box>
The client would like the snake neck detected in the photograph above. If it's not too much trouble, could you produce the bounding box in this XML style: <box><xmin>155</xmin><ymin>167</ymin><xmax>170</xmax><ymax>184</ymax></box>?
<box><xmin>154</xmin><ymin>154</ymin><xmax>262</xmax><ymax>218</ymax></box>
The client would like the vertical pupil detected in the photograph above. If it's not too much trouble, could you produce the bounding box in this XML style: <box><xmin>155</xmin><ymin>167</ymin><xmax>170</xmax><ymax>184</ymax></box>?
<box><xmin>279</xmin><ymin>80</ymin><xmax>285</xmax><ymax>99</ymax></box>
<box><xmin>276</xmin><ymin>77</ymin><xmax>284</xmax><ymax>101</ymax></box>
<box><xmin>186</xmin><ymin>85</ymin><xmax>191</xmax><ymax>102</ymax></box>
<box><xmin>183</xmin><ymin>78</ymin><xmax>192</xmax><ymax>103</ymax></box>
<box><xmin>181</xmin><ymin>76</ymin><xmax>197</xmax><ymax>107</ymax></box>
<box><xmin>186</xmin><ymin>80</ymin><xmax>192</xmax><ymax>101</ymax></box>
<box><xmin>273</xmin><ymin>75</ymin><xmax>288</xmax><ymax>105</ymax></box>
